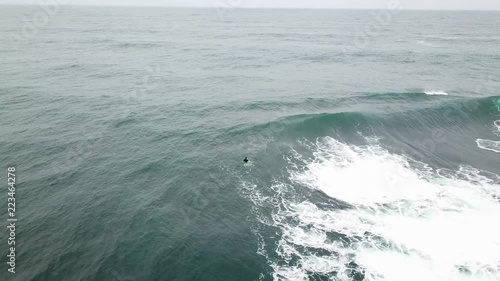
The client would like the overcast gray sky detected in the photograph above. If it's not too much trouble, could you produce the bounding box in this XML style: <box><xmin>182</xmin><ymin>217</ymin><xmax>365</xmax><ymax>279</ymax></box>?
<box><xmin>1</xmin><ymin>0</ymin><xmax>499</xmax><ymax>10</ymax></box>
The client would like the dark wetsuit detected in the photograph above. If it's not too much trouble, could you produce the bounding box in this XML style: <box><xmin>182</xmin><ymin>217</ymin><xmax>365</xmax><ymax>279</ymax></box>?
<box><xmin>243</xmin><ymin>157</ymin><xmax>249</xmax><ymax>163</ymax></box>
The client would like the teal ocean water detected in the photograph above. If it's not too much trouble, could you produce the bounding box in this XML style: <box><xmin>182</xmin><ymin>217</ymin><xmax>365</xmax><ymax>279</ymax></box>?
<box><xmin>1</xmin><ymin>5</ymin><xmax>500</xmax><ymax>281</ymax></box>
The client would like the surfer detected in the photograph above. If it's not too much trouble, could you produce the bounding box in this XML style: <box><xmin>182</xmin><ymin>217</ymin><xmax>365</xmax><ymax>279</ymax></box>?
<box><xmin>243</xmin><ymin>157</ymin><xmax>249</xmax><ymax>163</ymax></box>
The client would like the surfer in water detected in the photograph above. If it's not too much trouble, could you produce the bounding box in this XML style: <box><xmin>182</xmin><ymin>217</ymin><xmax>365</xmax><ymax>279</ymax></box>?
<box><xmin>243</xmin><ymin>157</ymin><xmax>249</xmax><ymax>163</ymax></box>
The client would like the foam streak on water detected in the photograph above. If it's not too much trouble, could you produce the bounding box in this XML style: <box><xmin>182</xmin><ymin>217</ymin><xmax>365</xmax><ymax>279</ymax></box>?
<box><xmin>476</xmin><ymin>139</ymin><xmax>500</xmax><ymax>153</ymax></box>
<box><xmin>256</xmin><ymin>137</ymin><xmax>500</xmax><ymax>281</ymax></box>
<box><xmin>476</xmin><ymin>103</ymin><xmax>500</xmax><ymax>153</ymax></box>
<box><xmin>425</xmin><ymin>91</ymin><xmax>448</xmax><ymax>96</ymax></box>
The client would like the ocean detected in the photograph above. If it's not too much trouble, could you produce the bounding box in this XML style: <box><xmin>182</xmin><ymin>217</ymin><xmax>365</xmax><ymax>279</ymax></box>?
<box><xmin>0</xmin><ymin>5</ymin><xmax>499</xmax><ymax>281</ymax></box>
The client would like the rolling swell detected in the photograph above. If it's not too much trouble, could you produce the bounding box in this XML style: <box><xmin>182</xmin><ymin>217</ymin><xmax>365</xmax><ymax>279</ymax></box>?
<box><xmin>224</xmin><ymin>112</ymin><xmax>372</xmax><ymax>142</ymax></box>
<box><xmin>224</xmin><ymin>95</ymin><xmax>500</xmax><ymax>172</ymax></box>
<box><xmin>230</xmin><ymin>95</ymin><xmax>499</xmax><ymax>139</ymax></box>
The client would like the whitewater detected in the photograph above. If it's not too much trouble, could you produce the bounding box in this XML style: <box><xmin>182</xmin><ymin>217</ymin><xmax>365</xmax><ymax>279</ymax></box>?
<box><xmin>242</xmin><ymin>136</ymin><xmax>500</xmax><ymax>281</ymax></box>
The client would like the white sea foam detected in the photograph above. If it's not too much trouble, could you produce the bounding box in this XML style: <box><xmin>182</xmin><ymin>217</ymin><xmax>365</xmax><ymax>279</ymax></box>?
<box><xmin>425</xmin><ymin>91</ymin><xmax>448</xmax><ymax>96</ymax></box>
<box><xmin>494</xmin><ymin>120</ymin><xmax>500</xmax><ymax>138</ymax></box>
<box><xmin>476</xmin><ymin>139</ymin><xmax>500</xmax><ymax>153</ymax></box>
<box><xmin>249</xmin><ymin>137</ymin><xmax>500</xmax><ymax>281</ymax></box>
<box><xmin>476</xmin><ymin>107</ymin><xmax>500</xmax><ymax>153</ymax></box>
<box><xmin>417</xmin><ymin>40</ymin><xmax>436</xmax><ymax>47</ymax></box>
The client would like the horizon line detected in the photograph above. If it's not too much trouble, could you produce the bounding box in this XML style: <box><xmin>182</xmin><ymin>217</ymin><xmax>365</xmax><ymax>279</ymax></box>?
<box><xmin>0</xmin><ymin>3</ymin><xmax>499</xmax><ymax>11</ymax></box>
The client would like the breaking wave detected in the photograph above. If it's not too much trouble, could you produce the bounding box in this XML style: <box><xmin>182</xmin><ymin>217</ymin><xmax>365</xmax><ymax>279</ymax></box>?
<box><xmin>244</xmin><ymin>137</ymin><xmax>500</xmax><ymax>281</ymax></box>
